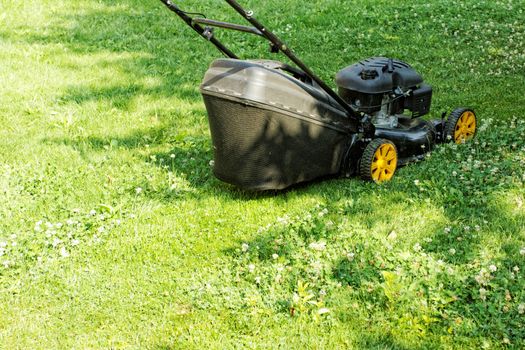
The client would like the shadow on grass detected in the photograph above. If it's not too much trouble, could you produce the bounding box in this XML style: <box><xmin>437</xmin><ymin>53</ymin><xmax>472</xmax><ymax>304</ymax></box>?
<box><xmin>59</xmin><ymin>83</ymin><xmax>199</xmax><ymax>111</ymax></box>
<box><xmin>220</xmin><ymin>173</ymin><xmax>524</xmax><ymax>344</ymax></box>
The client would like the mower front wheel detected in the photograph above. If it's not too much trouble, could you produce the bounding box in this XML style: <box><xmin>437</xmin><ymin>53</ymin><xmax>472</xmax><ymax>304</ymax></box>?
<box><xmin>360</xmin><ymin>138</ymin><xmax>398</xmax><ymax>183</ymax></box>
<box><xmin>445</xmin><ymin>108</ymin><xmax>477</xmax><ymax>144</ymax></box>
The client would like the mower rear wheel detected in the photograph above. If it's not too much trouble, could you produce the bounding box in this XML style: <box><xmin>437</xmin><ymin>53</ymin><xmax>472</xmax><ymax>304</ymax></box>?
<box><xmin>445</xmin><ymin>108</ymin><xmax>477</xmax><ymax>144</ymax></box>
<box><xmin>360</xmin><ymin>138</ymin><xmax>398</xmax><ymax>183</ymax></box>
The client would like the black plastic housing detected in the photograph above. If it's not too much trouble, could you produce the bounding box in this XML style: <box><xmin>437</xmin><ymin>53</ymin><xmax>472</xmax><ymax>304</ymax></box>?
<box><xmin>375</xmin><ymin>118</ymin><xmax>436</xmax><ymax>165</ymax></box>
<box><xmin>336</xmin><ymin>57</ymin><xmax>424</xmax><ymax>93</ymax></box>
<box><xmin>336</xmin><ymin>57</ymin><xmax>431</xmax><ymax>117</ymax></box>
<box><xmin>405</xmin><ymin>84</ymin><xmax>432</xmax><ymax>117</ymax></box>
<box><xmin>337</xmin><ymin>90</ymin><xmax>383</xmax><ymax>114</ymax></box>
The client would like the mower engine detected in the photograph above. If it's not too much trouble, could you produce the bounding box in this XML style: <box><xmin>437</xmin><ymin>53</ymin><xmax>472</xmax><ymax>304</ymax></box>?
<box><xmin>336</xmin><ymin>57</ymin><xmax>432</xmax><ymax>128</ymax></box>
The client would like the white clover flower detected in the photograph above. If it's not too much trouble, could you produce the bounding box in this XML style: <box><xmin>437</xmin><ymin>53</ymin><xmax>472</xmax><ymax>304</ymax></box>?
<box><xmin>89</xmin><ymin>209</ymin><xmax>97</xmax><ymax>216</ymax></box>
<box><xmin>489</xmin><ymin>264</ymin><xmax>497</xmax><ymax>272</ymax></box>
<box><xmin>479</xmin><ymin>288</ymin><xmax>487</xmax><ymax>301</ymax></box>
<box><xmin>318</xmin><ymin>208</ymin><xmax>328</xmax><ymax>217</ymax></box>
<box><xmin>449</xmin><ymin>248</ymin><xmax>456</xmax><ymax>255</ymax></box>
<box><xmin>241</xmin><ymin>243</ymin><xmax>249</xmax><ymax>252</ymax></box>
<box><xmin>248</xmin><ymin>264</ymin><xmax>255</xmax><ymax>273</ymax></box>
<box><xmin>135</xmin><ymin>187</ymin><xmax>143</xmax><ymax>194</ymax></box>
<box><xmin>272</xmin><ymin>253</ymin><xmax>279</xmax><ymax>260</ymax></box>
<box><xmin>34</xmin><ymin>221</ymin><xmax>43</xmax><ymax>231</ymax></box>
<box><xmin>209</xmin><ymin>160</ymin><xmax>215</xmax><ymax>167</ymax></box>
<box><xmin>52</xmin><ymin>238</ymin><xmax>61</xmax><ymax>247</ymax></box>
<box><xmin>513</xmin><ymin>266</ymin><xmax>519</xmax><ymax>272</ymax></box>
<box><xmin>520</xmin><ymin>247</ymin><xmax>525</xmax><ymax>256</ymax></box>
<box><xmin>71</xmin><ymin>239</ymin><xmax>80</xmax><ymax>246</ymax></box>
<box><xmin>309</xmin><ymin>241</ymin><xmax>326</xmax><ymax>251</ymax></box>
<box><xmin>475</xmin><ymin>274</ymin><xmax>483</xmax><ymax>284</ymax></box>
<box><xmin>170</xmin><ymin>153</ymin><xmax>176</xmax><ymax>159</ymax></box>
<box><xmin>60</xmin><ymin>247</ymin><xmax>70</xmax><ymax>258</ymax></box>
<box><xmin>346</xmin><ymin>252</ymin><xmax>355</xmax><ymax>261</ymax></box>
<box><xmin>444</xmin><ymin>227</ymin><xmax>451</xmax><ymax>234</ymax></box>
<box><xmin>414</xmin><ymin>179</ymin><xmax>420</xmax><ymax>186</ymax></box>
<box><xmin>413</xmin><ymin>243</ymin><xmax>422</xmax><ymax>252</ymax></box>
<box><xmin>276</xmin><ymin>216</ymin><xmax>289</xmax><ymax>224</ymax></box>
<box><xmin>2</xmin><ymin>260</ymin><xmax>10</xmax><ymax>268</ymax></box>
<box><xmin>518</xmin><ymin>304</ymin><xmax>525</xmax><ymax>315</ymax></box>
<box><xmin>255</xmin><ymin>276</ymin><xmax>261</xmax><ymax>284</ymax></box>
<box><xmin>0</xmin><ymin>241</ymin><xmax>6</xmax><ymax>248</ymax></box>
<box><xmin>310</xmin><ymin>260</ymin><xmax>323</xmax><ymax>272</ymax></box>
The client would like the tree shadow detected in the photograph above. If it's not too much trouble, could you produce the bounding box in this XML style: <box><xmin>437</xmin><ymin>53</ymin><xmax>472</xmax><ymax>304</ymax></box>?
<box><xmin>18</xmin><ymin>1</ymin><xmax>329</xmax><ymax>200</ymax></box>
<box><xmin>220</xmin><ymin>155</ymin><xmax>524</xmax><ymax>344</ymax></box>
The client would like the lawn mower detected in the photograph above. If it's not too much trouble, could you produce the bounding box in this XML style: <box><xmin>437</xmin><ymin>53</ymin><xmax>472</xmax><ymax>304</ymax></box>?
<box><xmin>159</xmin><ymin>0</ymin><xmax>477</xmax><ymax>190</ymax></box>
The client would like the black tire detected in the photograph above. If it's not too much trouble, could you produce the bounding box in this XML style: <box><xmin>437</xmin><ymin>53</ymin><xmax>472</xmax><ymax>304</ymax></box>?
<box><xmin>445</xmin><ymin>108</ymin><xmax>477</xmax><ymax>143</ymax></box>
<box><xmin>360</xmin><ymin>138</ymin><xmax>398</xmax><ymax>182</ymax></box>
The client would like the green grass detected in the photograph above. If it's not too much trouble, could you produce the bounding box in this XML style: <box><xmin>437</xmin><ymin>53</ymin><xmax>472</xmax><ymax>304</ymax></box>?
<box><xmin>1</xmin><ymin>0</ymin><xmax>525</xmax><ymax>348</ymax></box>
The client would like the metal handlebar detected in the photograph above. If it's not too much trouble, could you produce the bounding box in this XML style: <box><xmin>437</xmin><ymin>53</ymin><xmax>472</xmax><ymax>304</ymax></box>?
<box><xmin>159</xmin><ymin>0</ymin><xmax>364</xmax><ymax>127</ymax></box>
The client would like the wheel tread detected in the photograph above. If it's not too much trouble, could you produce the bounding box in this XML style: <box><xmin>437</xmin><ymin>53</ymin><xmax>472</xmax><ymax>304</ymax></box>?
<box><xmin>360</xmin><ymin>138</ymin><xmax>397</xmax><ymax>182</ymax></box>
<box><xmin>445</xmin><ymin>107</ymin><xmax>477</xmax><ymax>143</ymax></box>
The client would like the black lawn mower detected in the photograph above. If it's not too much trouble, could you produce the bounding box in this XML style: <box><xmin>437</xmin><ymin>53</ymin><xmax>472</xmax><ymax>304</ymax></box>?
<box><xmin>159</xmin><ymin>0</ymin><xmax>477</xmax><ymax>190</ymax></box>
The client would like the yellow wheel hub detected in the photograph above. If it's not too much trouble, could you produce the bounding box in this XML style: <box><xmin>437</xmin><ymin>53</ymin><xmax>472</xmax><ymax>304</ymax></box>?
<box><xmin>454</xmin><ymin>111</ymin><xmax>476</xmax><ymax>144</ymax></box>
<box><xmin>371</xmin><ymin>143</ymin><xmax>397</xmax><ymax>182</ymax></box>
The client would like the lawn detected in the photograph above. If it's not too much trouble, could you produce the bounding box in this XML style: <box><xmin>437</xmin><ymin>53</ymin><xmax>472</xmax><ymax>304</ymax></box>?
<box><xmin>1</xmin><ymin>0</ymin><xmax>524</xmax><ymax>348</ymax></box>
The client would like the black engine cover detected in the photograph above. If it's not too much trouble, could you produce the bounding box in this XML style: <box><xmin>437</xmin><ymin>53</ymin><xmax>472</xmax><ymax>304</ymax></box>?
<box><xmin>335</xmin><ymin>57</ymin><xmax>431</xmax><ymax>116</ymax></box>
<box><xmin>336</xmin><ymin>57</ymin><xmax>423</xmax><ymax>93</ymax></box>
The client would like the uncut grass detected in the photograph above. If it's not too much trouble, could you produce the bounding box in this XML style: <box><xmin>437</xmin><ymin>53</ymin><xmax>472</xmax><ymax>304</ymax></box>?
<box><xmin>1</xmin><ymin>0</ymin><xmax>524</xmax><ymax>349</ymax></box>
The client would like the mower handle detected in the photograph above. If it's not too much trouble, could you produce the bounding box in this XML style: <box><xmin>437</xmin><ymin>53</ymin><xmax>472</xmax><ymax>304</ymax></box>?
<box><xmin>191</xmin><ymin>18</ymin><xmax>264</xmax><ymax>37</ymax></box>
<box><xmin>160</xmin><ymin>0</ymin><xmax>366</xmax><ymax>130</ymax></box>
<box><xmin>159</xmin><ymin>0</ymin><xmax>238</xmax><ymax>59</ymax></box>
<box><xmin>222</xmin><ymin>0</ymin><xmax>361</xmax><ymax>121</ymax></box>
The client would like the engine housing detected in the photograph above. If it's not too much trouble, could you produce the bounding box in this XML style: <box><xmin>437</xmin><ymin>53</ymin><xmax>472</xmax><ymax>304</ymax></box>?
<box><xmin>336</xmin><ymin>57</ymin><xmax>432</xmax><ymax>119</ymax></box>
